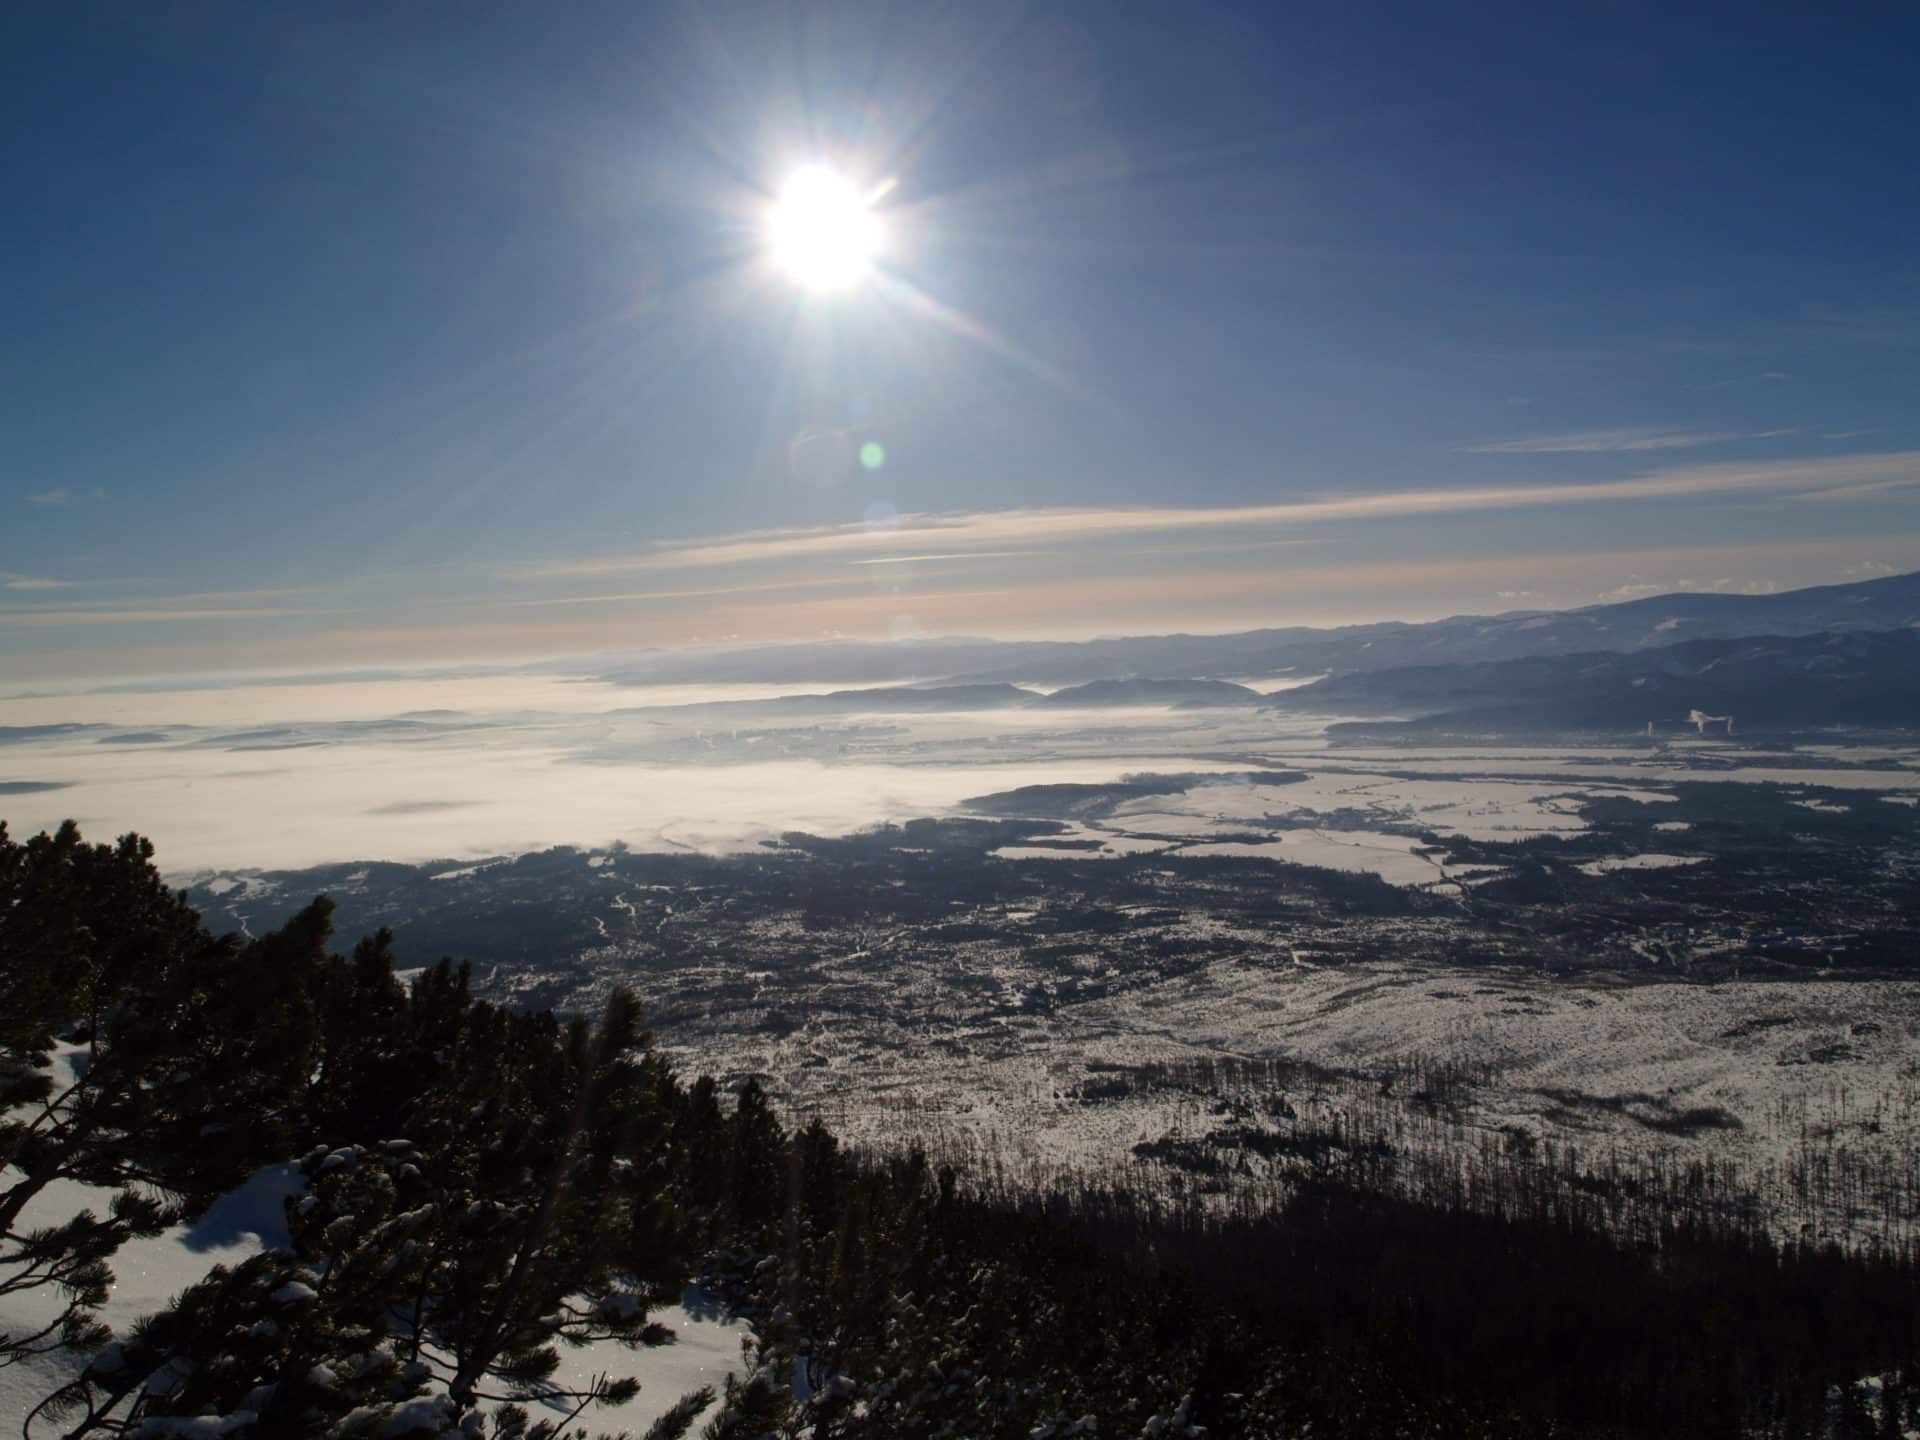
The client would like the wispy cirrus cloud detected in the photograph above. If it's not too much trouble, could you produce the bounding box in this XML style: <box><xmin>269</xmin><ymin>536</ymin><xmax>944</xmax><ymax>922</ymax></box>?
<box><xmin>508</xmin><ymin>450</ymin><xmax>1920</xmax><ymax>582</ymax></box>
<box><xmin>494</xmin><ymin>575</ymin><xmax>868</xmax><ymax>609</ymax></box>
<box><xmin>1789</xmin><ymin>475</ymin><xmax>1920</xmax><ymax>502</ymax></box>
<box><xmin>0</xmin><ymin>573</ymin><xmax>81</xmax><ymax>592</ymax></box>
<box><xmin>26</xmin><ymin>485</ymin><xmax>108</xmax><ymax>507</ymax></box>
<box><xmin>846</xmin><ymin>551</ymin><xmax>1035</xmax><ymax>566</ymax></box>
<box><xmin>1459</xmin><ymin>426</ymin><xmax>1755</xmax><ymax>454</ymax></box>
<box><xmin>0</xmin><ymin>584</ymin><xmax>351</xmax><ymax>628</ymax></box>
<box><xmin>0</xmin><ymin>606</ymin><xmax>334</xmax><ymax>628</ymax></box>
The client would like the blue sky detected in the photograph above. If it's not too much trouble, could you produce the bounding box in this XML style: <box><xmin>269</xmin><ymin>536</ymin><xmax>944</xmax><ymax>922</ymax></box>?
<box><xmin>5</xmin><ymin>1</ymin><xmax>1919</xmax><ymax>681</ymax></box>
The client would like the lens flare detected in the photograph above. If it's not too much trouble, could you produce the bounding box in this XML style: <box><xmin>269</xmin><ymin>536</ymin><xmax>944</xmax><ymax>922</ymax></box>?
<box><xmin>767</xmin><ymin>165</ymin><xmax>882</xmax><ymax>293</ymax></box>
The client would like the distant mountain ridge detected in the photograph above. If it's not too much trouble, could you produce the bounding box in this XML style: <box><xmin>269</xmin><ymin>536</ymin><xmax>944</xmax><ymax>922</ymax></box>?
<box><xmin>1271</xmin><ymin>628</ymin><xmax>1920</xmax><ymax>734</ymax></box>
<box><xmin>592</xmin><ymin>570</ymin><xmax>1920</xmax><ymax>689</ymax></box>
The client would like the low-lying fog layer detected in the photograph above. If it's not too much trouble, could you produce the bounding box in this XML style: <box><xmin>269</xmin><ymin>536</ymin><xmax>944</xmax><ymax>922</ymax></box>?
<box><xmin>3</xmin><ymin>670</ymin><xmax>1917</xmax><ymax>875</ymax></box>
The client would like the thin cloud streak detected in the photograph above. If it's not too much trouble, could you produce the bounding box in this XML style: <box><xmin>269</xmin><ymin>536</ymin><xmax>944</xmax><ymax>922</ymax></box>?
<box><xmin>0</xmin><ymin>607</ymin><xmax>342</xmax><ymax>628</ymax></box>
<box><xmin>1461</xmin><ymin>427</ymin><xmax>1757</xmax><ymax>453</ymax></box>
<box><xmin>512</xmin><ymin>450</ymin><xmax>1920</xmax><ymax>581</ymax></box>
<box><xmin>846</xmin><ymin>551</ymin><xmax>1035</xmax><ymax>566</ymax></box>
<box><xmin>1790</xmin><ymin>476</ymin><xmax>1920</xmax><ymax>502</ymax></box>
<box><xmin>0</xmin><ymin>583</ymin><xmax>382</xmax><ymax>628</ymax></box>
<box><xmin>495</xmin><ymin>575</ymin><xmax>870</xmax><ymax>608</ymax></box>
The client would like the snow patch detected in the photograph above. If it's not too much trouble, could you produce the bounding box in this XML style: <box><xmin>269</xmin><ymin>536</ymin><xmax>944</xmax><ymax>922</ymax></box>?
<box><xmin>1578</xmin><ymin>853</ymin><xmax>1707</xmax><ymax>875</ymax></box>
<box><xmin>1791</xmin><ymin>797</ymin><xmax>1849</xmax><ymax>814</ymax></box>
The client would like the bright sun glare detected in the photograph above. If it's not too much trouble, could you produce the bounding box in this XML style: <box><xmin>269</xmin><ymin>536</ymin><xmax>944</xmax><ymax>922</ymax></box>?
<box><xmin>767</xmin><ymin>164</ymin><xmax>882</xmax><ymax>293</ymax></box>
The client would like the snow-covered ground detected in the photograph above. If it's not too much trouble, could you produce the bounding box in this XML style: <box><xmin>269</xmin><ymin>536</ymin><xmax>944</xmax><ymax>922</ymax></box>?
<box><xmin>0</xmin><ymin>1172</ymin><xmax>742</xmax><ymax>1434</ymax></box>
<box><xmin>0</xmin><ymin>1165</ymin><xmax>304</xmax><ymax>1430</ymax></box>
<box><xmin>725</xmin><ymin>959</ymin><xmax>1920</xmax><ymax>1246</ymax></box>
<box><xmin>1181</xmin><ymin>829</ymin><xmax>1452</xmax><ymax>887</ymax></box>
<box><xmin>1577</xmin><ymin>853</ymin><xmax>1707</xmax><ymax>875</ymax></box>
<box><xmin>982</xmin><ymin>773</ymin><xmax>1687</xmax><ymax>889</ymax></box>
<box><xmin>0</xmin><ymin>1051</ymin><xmax>743</xmax><ymax>1432</ymax></box>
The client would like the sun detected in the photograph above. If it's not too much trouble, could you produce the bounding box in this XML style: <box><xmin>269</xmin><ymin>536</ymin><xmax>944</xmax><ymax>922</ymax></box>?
<box><xmin>767</xmin><ymin>165</ymin><xmax>882</xmax><ymax>293</ymax></box>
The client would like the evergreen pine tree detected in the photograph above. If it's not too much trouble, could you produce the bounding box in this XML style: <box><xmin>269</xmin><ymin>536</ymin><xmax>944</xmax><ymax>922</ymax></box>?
<box><xmin>722</xmin><ymin>1081</ymin><xmax>786</xmax><ymax>1237</ymax></box>
<box><xmin>1</xmin><ymin>822</ymin><xmax>325</xmax><ymax>1368</ymax></box>
<box><xmin>38</xmin><ymin>982</ymin><xmax>712</xmax><ymax>1438</ymax></box>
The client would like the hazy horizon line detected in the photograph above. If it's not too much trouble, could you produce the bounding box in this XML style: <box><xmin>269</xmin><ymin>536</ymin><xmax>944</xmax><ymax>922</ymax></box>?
<box><xmin>4</xmin><ymin>561</ymin><xmax>1911</xmax><ymax>700</ymax></box>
